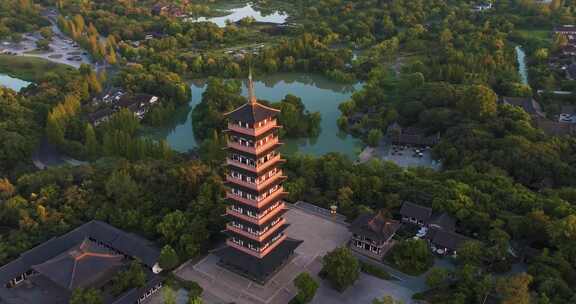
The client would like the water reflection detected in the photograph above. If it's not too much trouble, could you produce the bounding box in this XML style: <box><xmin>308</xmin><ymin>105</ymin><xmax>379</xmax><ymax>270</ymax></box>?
<box><xmin>0</xmin><ymin>74</ymin><xmax>31</xmax><ymax>91</ymax></box>
<box><xmin>144</xmin><ymin>73</ymin><xmax>364</xmax><ymax>158</ymax></box>
<box><xmin>188</xmin><ymin>4</ymin><xmax>288</xmax><ymax>27</ymax></box>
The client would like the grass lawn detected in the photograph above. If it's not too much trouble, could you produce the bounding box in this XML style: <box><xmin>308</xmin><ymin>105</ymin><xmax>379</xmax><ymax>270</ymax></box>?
<box><xmin>0</xmin><ymin>54</ymin><xmax>76</xmax><ymax>82</ymax></box>
<box><xmin>516</xmin><ymin>29</ymin><xmax>552</xmax><ymax>45</ymax></box>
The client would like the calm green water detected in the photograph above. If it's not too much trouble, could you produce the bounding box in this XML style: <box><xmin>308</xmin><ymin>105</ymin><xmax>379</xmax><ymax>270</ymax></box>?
<box><xmin>144</xmin><ymin>73</ymin><xmax>364</xmax><ymax>158</ymax></box>
<box><xmin>0</xmin><ymin>74</ymin><xmax>31</xmax><ymax>91</ymax></box>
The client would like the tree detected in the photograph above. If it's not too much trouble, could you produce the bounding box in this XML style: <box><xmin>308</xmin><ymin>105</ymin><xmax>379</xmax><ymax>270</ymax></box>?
<box><xmin>321</xmin><ymin>247</ymin><xmax>360</xmax><ymax>291</ymax></box>
<box><xmin>84</xmin><ymin>124</ymin><xmax>98</xmax><ymax>159</ymax></box>
<box><xmin>291</xmin><ymin>272</ymin><xmax>319</xmax><ymax>304</ymax></box>
<box><xmin>0</xmin><ymin>178</ymin><xmax>15</xmax><ymax>198</ymax></box>
<box><xmin>425</xmin><ymin>267</ymin><xmax>450</xmax><ymax>288</ymax></box>
<box><xmin>40</xmin><ymin>27</ymin><xmax>53</xmax><ymax>41</ymax></box>
<box><xmin>457</xmin><ymin>85</ymin><xmax>497</xmax><ymax>120</ymax></box>
<box><xmin>157</xmin><ymin>210</ymin><xmax>188</xmax><ymax>244</ymax></box>
<box><xmin>496</xmin><ymin>273</ymin><xmax>532</xmax><ymax>304</ymax></box>
<box><xmin>457</xmin><ymin>240</ymin><xmax>485</xmax><ymax>266</ymax></box>
<box><xmin>163</xmin><ymin>287</ymin><xmax>177</xmax><ymax>304</ymax></box>
<box><xmin>36</xmin><ymin>39</ymin><xmax>50</xmax><ymax>50</ymax></box>
<box><xmin>111</xmin><ymin>261</ymin><xmax>146</xmax><ymax>295</ymax></box>
<box><xmin>367</xmin><ymin>129</ymin><xmax>383</xmax><ymax>147</ymax></box>
<box><xmin>387</xmin><ymin>239</ymin><xmax>433</xmax><ymax>275</ymax></box>
<box><xmin>188</xmin><ymin>296</ymin><xmax>203</xmax><ymax>304</ymax></box>
<box><xmin>159</xmin><ymin>244</ymin><xmax>180</xmax><ymax>270</ymax></box>
<box><xmin>70</xmin><ymin>288</ymin><xmax>103</xmax><ymax>304</ymax></box>
<box><xmin>105</xmin><ymin>170</ymin><xmax>139</xmax><ymax>206</ymax></box>
<box><xmin>372</xmin><ymin>296</ymin><xmax>404</xmax><ymax>304</ymax></box>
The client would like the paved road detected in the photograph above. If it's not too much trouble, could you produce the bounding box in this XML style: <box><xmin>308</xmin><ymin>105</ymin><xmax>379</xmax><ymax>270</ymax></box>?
<box><xmin>32</xmin><ymin>137</ymin><xmax>87</xmax><ymax>169</ymax></box>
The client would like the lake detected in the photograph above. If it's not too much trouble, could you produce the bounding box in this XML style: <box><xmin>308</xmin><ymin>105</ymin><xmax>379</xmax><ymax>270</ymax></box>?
<box><xmin>188</xmin><ymin>3</ymin><xmax>288</xmax><ymax>27</ymax></box>
<box><xmin>0</xmin><ymin>74</ymin><xmax>31</xmax><ymax>91</ymax></box>
<box><xmin>144</xmin><ymin>73</ymin><xmax>365</xmax><ymax>158</ymax></box>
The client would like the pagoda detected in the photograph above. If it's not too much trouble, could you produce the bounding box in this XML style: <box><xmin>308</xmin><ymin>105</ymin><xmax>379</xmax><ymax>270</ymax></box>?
<box><xmin>215</xmin><ymin>72</ymin><xmax>302</xmax><ymax>284</ymax></box>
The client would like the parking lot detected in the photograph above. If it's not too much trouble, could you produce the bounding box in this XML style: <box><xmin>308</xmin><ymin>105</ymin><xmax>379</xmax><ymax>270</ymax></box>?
<box><xmin>0</xmin><ymin>10</ymin><xmax>93</xmax><ymax>68</ymax></box>
<box><xmin>380</xmin><ymin>144</ymin><xmax>440</xmax><ymax>170</ymax></box>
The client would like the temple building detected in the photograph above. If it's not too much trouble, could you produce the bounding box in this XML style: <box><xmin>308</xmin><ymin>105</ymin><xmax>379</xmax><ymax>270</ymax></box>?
<box><xmin>0</xmin><ymin>221</ymin><xmax>163</xmax><ymax>304</ymax></box>
<box><xmin>349</xmin><ymin>211</ymin><xmax>401</xmax><ymax>260</ymax></box>
<box><xmin>215</xmin><ymin>72</ymin><xmax>302</xmax><ymax>284</ymax></box>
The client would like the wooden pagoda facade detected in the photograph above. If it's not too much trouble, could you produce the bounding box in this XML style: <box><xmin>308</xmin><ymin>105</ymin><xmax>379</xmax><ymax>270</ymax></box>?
<box><xmin>215</xmin><ymin>73</ymin><xmax>302</xmax><ymax>284</ymax></box>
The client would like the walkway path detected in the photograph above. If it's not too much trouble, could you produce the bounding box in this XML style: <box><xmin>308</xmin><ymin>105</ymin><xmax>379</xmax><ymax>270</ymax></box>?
<box><xmin>32</xmin><ymin>137</ymin><xmax>87</xmax><ymax>170</ymax></box>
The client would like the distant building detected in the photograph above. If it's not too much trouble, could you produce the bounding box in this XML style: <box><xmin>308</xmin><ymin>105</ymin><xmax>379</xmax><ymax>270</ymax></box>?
<box><xmin>561</xmin><ymin>44</ymin><xmax>576</xmax><ymax>57</ymax></box>
<box><xmin>88</xmin><ymin>107</ymin><xmax>115</xmax><ymax>126</ymax></box>
<box><xmin>117</xmin><ymin>94</ymin><xmax>159</xmax><ymax>120</ymax></box>
<box><xmin>349</xmin><ymin>211</ymin><xmax>401</xmax><ymax>260</ymax></box>
<box><xmin>428</xmin><ymin>212</ymin><xmax>456</xmax><ymax>232</ymax></box>
<box><xmin>387</xmin><ymin>123</ymin><xmax>440</xmax><ymax>147</ymax></box>
<box><xmin>93</xmin><ymin>87</ymin><xmax>126</xmax><ymax>106</ymax></box>
<box><xmin>152</xmin><ymin>2</ymin><xmax>187</xmax><ymax>18</ymax></box>
<box><xmin>554</xmin><ymin>25</ymin><xmax>576</xmax><ymax>36</ymax></box>
<box><xmin>566</xmin><ymin>63</ymin><xmax>576</xmax><ymax>80</ymax></box>
<box><xmin>0</xmin><ymin>220</ymin><xmax>163</xmax><ymax>304</ymax></box>
<box><xmin>536</xmin><ymin>118</ymin><xmax>576</xmax><ymax>136</ymax></box>
<box><xmin>500</xmin><ymin>96</ymin><xmax>545</xmax><ymax>118</ymax></box>
<box><xmin>473</xmin><ymin>2</ymin><xmax>493</xmax><ymax>12</ymax></box>
<box><xmin>426</xmin><ymin>228</ymin><xmax>471</xmax><ymax>256</ymax></box>
<box><xmin>399</xmin><ymin>201</ymin><xmax>432</xmax><ymax>226</ymax></box>
<box><xmin>88</xmin><ymin>93</ymin><xmax>159</xmax><ymax>126</ymax></box>
<box><xmin>428</xmin><ymin>212</ymin><xmax>470</xmax><ymax>257</ymax></box>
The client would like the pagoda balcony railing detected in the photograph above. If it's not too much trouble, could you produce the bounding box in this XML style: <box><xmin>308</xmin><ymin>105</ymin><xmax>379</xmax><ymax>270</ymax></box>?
<box><xmin>226</xmin><ymin>202</ymin><xmax>286</xmax><ymax>225</ymax></box>
<box><xmin>226</xmin><ymin>186</ymin><xmax>286</xmax><ymax>208</ymax></box>
<box><xmin>227</xmin><ymin>137</ymin><xmax>280</xmax><ymax>155</ymax></box>
<box><xmin>228</xmin><ymin>119</ymin><xmax>278</xmax><ymax>137</ymax></box>
<box><xmin>226</xmin><ymin>170</ymin><xmax>285</xmax><ymax>191</ymax></box>
<box><xmin>226</xmin><ymin>218</ymin><xmax>286</xmax><ymax>242</ymax></box>
<box><xmin>226</xmin><ymin>154</ymin><xmax>283</xmax><ymax>173</ymax></box>
<box><xmin>226</xmin><ymin>234</ymin><xmax>287</xmax><ymax>259</ymax></box>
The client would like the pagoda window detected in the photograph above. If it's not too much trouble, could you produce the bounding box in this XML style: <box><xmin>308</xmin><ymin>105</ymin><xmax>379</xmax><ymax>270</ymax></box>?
<box><xmin>261</xmin><ymin>226</ymin><xmax>269</xmax><ymax>234</ymax></box>
<box><xmin>272</xmin><ymin>233</ymin><xmax>282</xmax><ymax>242</ymax></box>
<box><xmin>248</xmin><ymin>243</ymin><xmax>259</xmax><ymax>251</ymax></box>
<box><xmin>232</xmin><ymin>237</ymin><xmax>244</xmax><ymax>246</ymax></box>
<box><xmin>271</xmin><ymin>217</ymin><xmax>281</xmax><ymax>226</ymax></box>
<box><xmin>247</xmin><ymin>210</ymin><xmax>257</xmax><ymax>218</ymax></box>
<box><xmin>270</xmin><ymin>185</ymin><xmax>279</xmax><ymax>193</ymax></box>
<box><xmin>231</xmin><ymin>205</ymin><xmax>243</xmax><ymax>213</ymax></box>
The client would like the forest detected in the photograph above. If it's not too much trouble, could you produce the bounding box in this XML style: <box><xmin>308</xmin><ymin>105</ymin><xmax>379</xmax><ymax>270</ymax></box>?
<box><xmin>1</xmin><ymin>0</ymin><xmax>576</xmax><ymax>303</ymax></box>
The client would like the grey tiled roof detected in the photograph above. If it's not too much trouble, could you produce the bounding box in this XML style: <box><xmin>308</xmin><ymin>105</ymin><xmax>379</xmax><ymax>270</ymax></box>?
<box><xmin>0</xmin><ymin>221</ymin><xmax>161</xmax><ymax>304</ymax></box>
<box><xmin>350</xmin><ymin>211</ymin><xmax>401</xmax><ymax>242</ymax></box>
<box><xmin>399</xmin><ymin>202</ymin><xmax>432</xmax><ymax>222</ymax></box>
<box><xmin>225</xmin><ymin>102</ymin><xmax>280</xmax><ymax>124</ymax></box>
<box><xmin>427</xmin><ymin>227</ymin><xmax>470</xmax><ymax>251</ymax></box>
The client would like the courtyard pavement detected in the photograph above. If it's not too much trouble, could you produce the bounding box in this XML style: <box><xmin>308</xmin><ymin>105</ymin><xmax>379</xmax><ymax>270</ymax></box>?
<box><xmin>172</xmin><ymin>207</ymin><xmax>351</xmax><ymax>304</ymax></box>
<box><xmin>162</xmin><ymin>206</ymin><xmax>432</xmax><ymax>304</ymax></box>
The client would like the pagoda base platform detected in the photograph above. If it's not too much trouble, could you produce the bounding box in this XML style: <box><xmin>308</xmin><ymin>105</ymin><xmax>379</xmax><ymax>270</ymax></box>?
<box><xmin>214</xmin><ymin>238</ymin><xmax>303</xmax><ymax>285</ymax></box>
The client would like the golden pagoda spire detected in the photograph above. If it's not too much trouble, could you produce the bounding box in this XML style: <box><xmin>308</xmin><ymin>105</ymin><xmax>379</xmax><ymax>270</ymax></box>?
<box><xmin>248</xmin><ymin>67</ymin><xmax>257</xmax><ymax>105</ymax></box>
